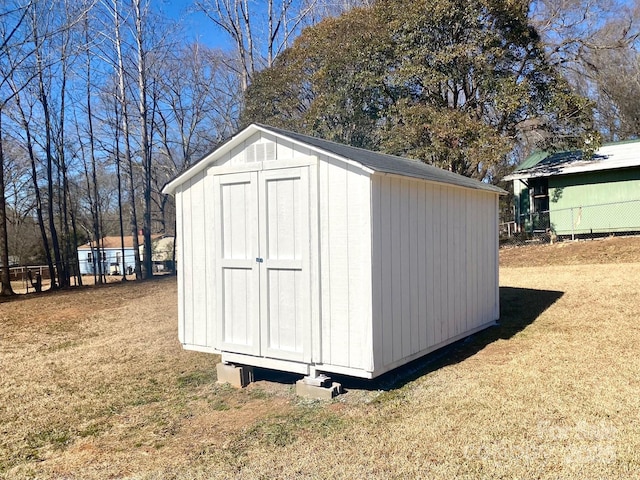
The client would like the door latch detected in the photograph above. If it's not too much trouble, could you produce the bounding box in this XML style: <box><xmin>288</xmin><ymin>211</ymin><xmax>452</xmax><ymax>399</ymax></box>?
<box><xmin>256</xmin><ymin>257</ymin><xmax>264</xmax><ymax>263</ymax></box>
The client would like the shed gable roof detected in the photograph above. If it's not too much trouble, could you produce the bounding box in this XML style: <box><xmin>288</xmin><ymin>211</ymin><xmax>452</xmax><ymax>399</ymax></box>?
<box><xmin>163</xmin><ymin>124</ymin><xmax>505</xmax><ymax>195</ymax></box>
<box><xmin>258</xmin><ymin>125</ymin><xmax>505</xmax><ymax>194</ymax></box>
<box><xmin>504</xmin><ymin>139</ymin><xmax>640</xmax><ymax>181</ymax></box>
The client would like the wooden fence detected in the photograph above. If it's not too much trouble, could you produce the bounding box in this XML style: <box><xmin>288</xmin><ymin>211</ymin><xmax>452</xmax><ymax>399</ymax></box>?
<box><xmin>7</xmin><ymin>265</ymin><xmax>52</xmax><ymax>282</ymax></box>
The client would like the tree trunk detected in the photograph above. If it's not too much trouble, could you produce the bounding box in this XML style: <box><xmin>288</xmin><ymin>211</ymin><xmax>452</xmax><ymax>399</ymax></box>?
<box><xmin>32</xmin><ymin>10</ymin><xmax>63</xmax><ymax>289</ymax></box>
<box><xmin>57</xmin><ymin>35</ymin><xmax>71</xmax><ymax>288</ymax></box>
<box><xmin>14</xmin><ymin>94</ymin><xmax>55</xmax><ymax>287</ymax></box>
<box><xmin>133</xmin><ymin>0</ymin><xmax>153</xmax><ymax>279</ymax></box>
<box><xmin>82</xmin><ymin>14</ymin><xmax>104</xmax><ymax>284</ymax></box>
<box><xmin>67</xmin><ymin>181</ymin><xmax>82</xmax><ymax>287</ymax></box>
<box><xmin>0</xmin><ymin>114</ymin><xmax>15</xmax><ymax>295</ymax></box>
<box><xmin>113</xmin><ymin>90</ymin><xmax>127</xmax><ymax>281</ymax></box>
<box><xmin>112</xmin><ymin>0</ymin><xmax>142</xmax><ymax>280</ymax></box>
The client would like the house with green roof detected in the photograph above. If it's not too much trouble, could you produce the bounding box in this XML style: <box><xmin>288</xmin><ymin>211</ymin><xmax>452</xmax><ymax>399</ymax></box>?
<box><xmin>504</xmin><ymin>139</ymin><xmax>640</xmax><ymax>237</ymax></box>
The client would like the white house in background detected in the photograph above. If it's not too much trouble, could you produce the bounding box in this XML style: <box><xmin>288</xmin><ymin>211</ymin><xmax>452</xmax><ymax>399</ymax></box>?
<box><xmin>78</xmin><ymin>235</ymin><xmax>140</xmax><ymax>275</ymax></box>
<box><xmin>78</xmin><ymin>235</ymin><xmax>173</xmax><ymax>275</ymax></box>
<box><xmin>162</xmin><ymin>123</ymin><xmax>505</xmax><ymax>382</ymax></box>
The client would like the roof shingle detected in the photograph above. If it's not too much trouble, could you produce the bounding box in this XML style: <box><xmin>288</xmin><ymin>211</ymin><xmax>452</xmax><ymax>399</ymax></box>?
<box><xmin>257</xmin><ymin>125</ymin><xmax>506</xmax><ymax>194</ymax></box>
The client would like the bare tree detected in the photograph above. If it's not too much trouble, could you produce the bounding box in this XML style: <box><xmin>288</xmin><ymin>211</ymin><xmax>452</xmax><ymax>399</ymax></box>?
<box><xmin>107</xmin><ymin>0</ymin><xmax>142</xmax><ymax>279</ymax></box>
<box><xmin>76</xmin><ymin>9</ymin><xmax>105</xmax><ymax>283</ymax></box>
<box><xmin>531</xmin><ymin>0</ymin><xmax>640</xmax><ymax>139</ymax></box>
<box><xmin>2</xmin><ymin>139</ymin><xmax>34</xmax><ymax>264</ymax></box>
<box><xmin>132</xmin><ymin>0</ymin><xmax>154</xmax><ymax>278</ymax></box>
<box><xmin>28</xmin><ymin>1</ymin><xmax>66</xmax><ymax>288</ymax></box>
<box><xmin>23</xmin><ymin>0</ymin><xmax>89</xmax><ymax>288</ymax></box>
<box><xmin>589</xmin><ymin>45</ymin><xmax>640</xmax><ymax>139</ymax></box>
<box><xmin>155</xmin><ymin>44</ymin><xmax>240</xmax><ymax>171</ymax></box>
<box><xmin>6</xmin><ymin>66</ymin><xmax>59</xmax><ymax>290</ymax></box>
<box><xmin>195</xmin><ymin>0</ymin><xmax>323</xmax><ymax>90</ymax></box>
<box><xmin>0</xmin><ymin>1</ymin><xmax>35</xmax><ymax>295</ymax></box>
<box><xmin>0</xmin><ymin>0</ymin><xmax>384</xmax><ymax>297</ymax></box>
<box><xmin>2</xmin><ymin>137</ymin><xmax>43</xmax><ymax>266</ymax></box>
<box><xmin>531</xmin><ymin>0</ymin><xmax>640</xmax><ymax>71</ymax></box>
<box><xmin>153</xmin><ymin>43</ymin><xmax>241</xmax><ymax>240</ymax></box>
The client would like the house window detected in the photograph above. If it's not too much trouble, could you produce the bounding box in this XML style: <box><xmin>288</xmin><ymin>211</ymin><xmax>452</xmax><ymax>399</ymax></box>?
<box><xmin>87</xmin><ymin>252</ymin><xmax>93</xmax><ymax>262</ymax></box>
<box><xmin>529</xmin><ymin>177</ymin><xmax>550</xmax><ymax>231</ymax></box>
<box><xmin>530</xmin><ymin>177</ymin><xmax>549</xmax><ymax>213</ymax></box>
<box><xmin>116</xmin><ymin>252</ymin><xmax>121</xmax><ymax>264</ymax></box>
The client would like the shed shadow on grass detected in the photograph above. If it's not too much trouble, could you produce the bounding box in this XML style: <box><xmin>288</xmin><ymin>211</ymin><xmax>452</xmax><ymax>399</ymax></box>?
<box><xmin>336</xmin><ymin>286</ymin><xmax>564</xmax><ymax>393</ymax></box>
<box><xmin>244</xmin><ymin>287</ymin><xmax>563</xmax><ymax>394</ymax></box>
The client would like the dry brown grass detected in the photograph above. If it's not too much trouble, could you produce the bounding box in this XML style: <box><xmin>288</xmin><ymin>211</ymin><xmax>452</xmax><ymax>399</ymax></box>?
<box><xmin>500</xmin><ymin>234</ymin><xmax>640</xmax><ymax>268</ymax></box>
<box><xmin>2</xmin><ymin>240</ymin><xmax>640</xmax><ymax>479</ymax></box>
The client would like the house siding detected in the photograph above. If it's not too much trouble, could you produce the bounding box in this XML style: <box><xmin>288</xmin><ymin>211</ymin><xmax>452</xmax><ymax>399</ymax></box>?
<box><xmin>549</xmin><ymin>168</ymin><xmax>640</xmax><ymax>235</ymax></box>
<box><xmin>77</xmin><ymin>247</ymin><xmax>135</xmax><ymax>275</ymax></box>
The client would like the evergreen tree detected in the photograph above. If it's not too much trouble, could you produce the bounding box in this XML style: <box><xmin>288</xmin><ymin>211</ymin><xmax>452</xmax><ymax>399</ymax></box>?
<box><xmin>243</xmin><ymin>0</ymin><xmax>598</xmax><ymax>182</ymax></box>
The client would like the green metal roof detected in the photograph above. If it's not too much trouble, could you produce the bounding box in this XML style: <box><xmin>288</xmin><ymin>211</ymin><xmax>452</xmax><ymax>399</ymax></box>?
<box><xmin>513</xmin><ymin>150</ymin><xmax>549</xmax><ymax>171</ymax></box>
<box><xmin>505</xmin><ymin>139</ymin><xmax>640</xmax><ymax>181</ymax></box>
<box><xmin>513</xmin><ymin>150</ymin><xmax>584</xmax><ymax>173</ymax></box>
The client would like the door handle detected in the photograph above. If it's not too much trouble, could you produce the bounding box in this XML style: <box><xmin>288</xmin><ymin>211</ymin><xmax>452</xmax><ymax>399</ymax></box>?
<box><xmin>256</xmin><ymin>257</ymin><xmax>263</xmax><ymax>263</ymax></box>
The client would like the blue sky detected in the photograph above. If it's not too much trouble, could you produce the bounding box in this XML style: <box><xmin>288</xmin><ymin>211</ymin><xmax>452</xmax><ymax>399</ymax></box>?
<box><xmin>153</xmin><ymin>0</ymin><xmax>232</xmax><ymax>49</ymax></box>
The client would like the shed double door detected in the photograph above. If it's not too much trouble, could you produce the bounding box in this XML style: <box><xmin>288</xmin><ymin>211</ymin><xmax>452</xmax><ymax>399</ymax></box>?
<box><xmin>214</xmin><ymin>165</ymin><xmax>311</xmax><ymax>363</ymax></box>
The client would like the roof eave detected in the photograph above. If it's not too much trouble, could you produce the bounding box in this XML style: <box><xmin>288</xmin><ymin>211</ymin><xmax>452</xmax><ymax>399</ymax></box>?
<box><xmin>257</xmin><ymin>125</ymin><xmax>504</xmax><ymax>195</ymax></box>
<box><xmin>504</xmin><ymin>172</ymin><xmax>535</xmax><ymax>181</ymax></box>
<box><xmin>162</xmin><ymin>125</ymin><xmax>266</xmax><ymax>195</ymax></box>
<box><xmin>375</xmin><ymin>170</ymin><xmax>507</xmax><ymax>195</ymax></box>
<box><xmin>165</xmin><ymin>123</ymin><xmax>506</xmax><ymax>196</ymax></box>
<box><xmin>162</xmin><ymin>124</ymin><xmax>376</xmax><ymax>195</ymax></box>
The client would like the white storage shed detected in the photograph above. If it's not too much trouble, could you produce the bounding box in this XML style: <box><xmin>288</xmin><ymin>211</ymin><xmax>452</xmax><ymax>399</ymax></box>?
<box><xmin>163</xmin><ymin>124</ymin><xmax>505</xmax><ymax>380</ymax></box>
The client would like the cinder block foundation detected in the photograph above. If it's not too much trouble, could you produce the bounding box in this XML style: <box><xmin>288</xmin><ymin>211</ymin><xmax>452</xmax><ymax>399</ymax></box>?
<box><xmin>295</xmin><ymin>379</ymin><xmax>343</xmax><ymax>400</ymax></box>
<box><xmin>216</xmin><ymin>363</ymin><xmax>254</xmax><ymax>388</ymax></box>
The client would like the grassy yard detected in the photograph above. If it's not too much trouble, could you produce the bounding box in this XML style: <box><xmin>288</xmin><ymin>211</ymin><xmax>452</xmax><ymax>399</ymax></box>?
<box><xmin>1</xmin><ymin>236</ymin><xmax>640</xmax><ymax>479</ymax></box>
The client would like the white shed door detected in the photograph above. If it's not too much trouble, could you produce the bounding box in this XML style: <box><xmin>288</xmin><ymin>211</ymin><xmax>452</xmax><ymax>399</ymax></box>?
<box><xmin>259</xmin><ymin>167</ymin><xmax>310</xmax><ymax>362</ymax></box>
<box><xmin>215</xmin><ymin>172</ymin><xmax>260</xmax><ymax>356</ymax></box>
<box><xmin>215</xmin><ymin>167</ymin><xmax>311</xmax><ymax>362</ymax></box>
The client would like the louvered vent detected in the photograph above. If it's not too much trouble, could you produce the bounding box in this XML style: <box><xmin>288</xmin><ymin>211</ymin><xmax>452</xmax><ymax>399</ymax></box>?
<box><xmin>246</xmin><ymin>142</ymin><xmax>276</xmax><ymax>163</ymax></box>
<box><xmin>263</xmin><ymin>142</ymin><xmax>276</xmax><ymax>161</ymax></box>
<box><xmin>246</xmin><ymin>144</ymin><xmax>256</xmax><ymax>162</ymax></box>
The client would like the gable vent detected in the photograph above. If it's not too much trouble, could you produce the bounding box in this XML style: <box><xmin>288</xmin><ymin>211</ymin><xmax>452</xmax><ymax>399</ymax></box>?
<box><xmin>246</xmin><ymin>142</ymin><xmax>276</xmax><ymax>163</ymax></box>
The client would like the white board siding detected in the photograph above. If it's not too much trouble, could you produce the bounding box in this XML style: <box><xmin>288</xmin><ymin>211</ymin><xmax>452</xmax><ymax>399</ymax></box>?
<box><xmin>274</xmin><ymin>137</ymin><xmax>294</xmax><ymax>160</ymax></box>
<box><xmin>270</xmin><ymin>135</ymin><xmax>316</xmax><ymax>163</ymax></box>
<box><xmin>177</xmin><ymin>171</ymin><xmax>216</xmax><ymax>349</ymax></box>
<box><xmin>191</xmin><ymin>173</ymin><xmax>208</xmax><ymax>346</ymax></box>
<box><xmin>371</xmin><ymin>175</ymin><xmax>499</xmax><ymax>373</ymax></box>
<box><xmin>176</xmin><ymin>184</ymin><xmax>185</xmax><ymax>345</ymax></box>
<box><xmin>490</xmin><ymin>196</ymin><xmax>498</xmax><ymax>317</ymax></box>
<box><xmin>348</xmin><ymin>167</ymin><xmax>373</xmax><ymax>370</ymax></box>
<box><xmin>319</xmin><ymin>157</ymin><xmax>373</xmax><ymax>370</ymax></box>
